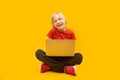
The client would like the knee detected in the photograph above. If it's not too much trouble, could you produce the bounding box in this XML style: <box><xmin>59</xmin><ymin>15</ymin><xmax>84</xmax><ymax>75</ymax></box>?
<box><xmin>75</xmin><ymin>53</ymin><xmax>83</xmax><ymax>64</ymax></box>
<box><xmin>36</xmin><ymin>49</ymin><xmax>45</xmax><ymax>53</ymax></box>
<box><xmin>35</xmin><ymin>49</ymin><xmax>45</xmax><ymax>57</ymax></box>
<box><xmin>35</xmin><ymin>49</ymin><xmax>40</xmax><ymax>58</ymax></box>
<box><xmin>75</xmin><ymin>52</ymin><xmax>83</xmax><ymax>57</ymax></box>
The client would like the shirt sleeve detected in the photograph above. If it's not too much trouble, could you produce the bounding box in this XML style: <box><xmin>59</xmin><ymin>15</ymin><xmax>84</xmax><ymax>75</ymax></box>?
<box><xmin>71</xmin><ymin>31</ymin><xmax>76</xmax><ymax>40</ymax></box>
<box><xmin>47</xmin><ymin>28</ymin><xmax>55</xmax><ymax>39</ymax></box>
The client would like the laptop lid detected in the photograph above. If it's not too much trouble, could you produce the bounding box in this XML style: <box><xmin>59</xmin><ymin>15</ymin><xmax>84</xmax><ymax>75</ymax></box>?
<box><xmin>46</xmin><ymin>39</ymin><xmax>75</xmax><ymax>56</ymax></box>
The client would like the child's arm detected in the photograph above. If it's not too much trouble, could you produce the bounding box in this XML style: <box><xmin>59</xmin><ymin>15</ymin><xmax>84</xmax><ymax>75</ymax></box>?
<box><xmin>47</xmin><ymin>28</ymin><xmax>55</xmax><ymax>39</ymax></box>
<box><xmin>47</xmin><ymin>37</ymin><xmax>52</xmax><ymax>39</ymax></box>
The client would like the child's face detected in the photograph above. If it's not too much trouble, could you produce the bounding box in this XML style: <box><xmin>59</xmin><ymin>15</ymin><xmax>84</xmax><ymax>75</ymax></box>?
<box><xmin>52</xmin><ymin>14</ymin><xmax>66</xmax><ymax>30</ymax></box>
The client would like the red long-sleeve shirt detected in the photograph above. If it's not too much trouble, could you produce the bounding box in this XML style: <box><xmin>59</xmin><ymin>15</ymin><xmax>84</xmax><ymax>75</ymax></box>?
<box><xmin>47</xmin><ymin>27</ymin><xmax>76</xmax><ymax>40</ymax></box>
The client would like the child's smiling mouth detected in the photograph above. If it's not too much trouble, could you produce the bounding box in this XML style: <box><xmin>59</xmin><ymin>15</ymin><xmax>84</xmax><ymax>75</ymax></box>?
<box><xmin>56</xmin><ymin>23</ymin><xmax>63</xmax><ymax>27</ymax></box>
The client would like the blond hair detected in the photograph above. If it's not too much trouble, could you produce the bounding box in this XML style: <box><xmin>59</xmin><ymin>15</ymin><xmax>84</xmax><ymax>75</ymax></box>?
<box><xmin>51</xmin><ymin>12</ymin><xmax>66</xmax><ymax>22</ymax></box>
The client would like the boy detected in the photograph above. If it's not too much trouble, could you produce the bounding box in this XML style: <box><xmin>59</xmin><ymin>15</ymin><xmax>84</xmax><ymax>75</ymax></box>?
<box><xmin>35</xmin><ymin>12</ymin><xmax>83</xmax><ymax>76</ymax></box>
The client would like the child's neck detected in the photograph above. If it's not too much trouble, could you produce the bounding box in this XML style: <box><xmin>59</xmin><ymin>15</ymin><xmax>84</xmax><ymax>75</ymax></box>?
<box><xmin>58</xmin><ymin>27</ymin><xmax>67</xmax><ymax>32</ymax></box>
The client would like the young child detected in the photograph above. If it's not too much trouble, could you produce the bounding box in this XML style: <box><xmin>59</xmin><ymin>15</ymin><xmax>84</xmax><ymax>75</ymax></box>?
<box><xmin>35</xmin><ymin>12</ymin><xmax>83</xmax><ymax>76</ymax></box>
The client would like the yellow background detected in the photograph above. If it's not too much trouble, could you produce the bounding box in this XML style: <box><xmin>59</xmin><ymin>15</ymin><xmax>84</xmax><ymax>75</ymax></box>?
<box><xmin>0</xmin><ymin>0</ymin><xmax>120</xmax><ymax>80</ymax></box>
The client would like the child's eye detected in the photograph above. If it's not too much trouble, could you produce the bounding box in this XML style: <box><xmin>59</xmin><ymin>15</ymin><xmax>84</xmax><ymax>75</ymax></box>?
<box><xmin>54</xmin><ymin>20</ymin><xmax>57</xmax><ymax>22</ymax></box>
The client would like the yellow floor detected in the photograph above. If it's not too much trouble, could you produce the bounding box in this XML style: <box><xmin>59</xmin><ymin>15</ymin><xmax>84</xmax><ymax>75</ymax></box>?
<box><xmin>0</xmin><ymin>0</ymin><xmax>120</xmax><ymax>80</ymax></box>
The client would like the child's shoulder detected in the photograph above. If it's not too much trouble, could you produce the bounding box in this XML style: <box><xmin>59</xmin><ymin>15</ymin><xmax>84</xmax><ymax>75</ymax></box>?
<box><xmin>48</xmin><ymin>27</ymin><xmax>57</xmax><ymax>33</ymax></box>
<box><xmin>66</xmin><ymin>28</ymin><xmax>74</xmax><ymax>33</ymax></box>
